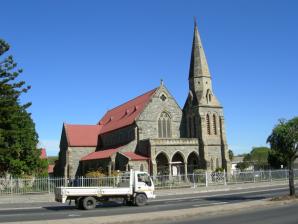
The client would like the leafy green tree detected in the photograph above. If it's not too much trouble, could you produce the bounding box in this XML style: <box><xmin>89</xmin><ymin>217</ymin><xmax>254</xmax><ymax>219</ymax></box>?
<box><xmin>249</xmin><ymin>147</ymin><xmax>270</xmax><ymax>169</ymax></box>
<box><xmin>236</xmin><ymin>161</ymin><xmax>250</xmax><ymax>171</ymax></box>
<box><xmin>267</xmin><ymin>117</ymin><xmax>298</xmax><ymax>196</ymax></box>
<box><xmin>0</xmin><ymin>39</ymin><xmax>41</xmax><ymax>177</ymax></box>
<box><xmin>268</xmin><ymin>150</ymin><xmax>288</xmax><ymax>169</ymax></box>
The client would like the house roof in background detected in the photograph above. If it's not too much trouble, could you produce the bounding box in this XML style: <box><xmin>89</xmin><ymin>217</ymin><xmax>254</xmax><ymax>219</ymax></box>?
<box><xmin>40</xmin><ymin>148</ymin><xmax>47</xmax><ymax>159</ymax></box>
<box><xmin>48</xmin><ymin>164</ymin><xmax>54</xmax><ymax>173</ymax></box>
<box><xmin>232</xmin><ymin>156</ymin><xmax>244</xmax><ymax>163</ymax></box>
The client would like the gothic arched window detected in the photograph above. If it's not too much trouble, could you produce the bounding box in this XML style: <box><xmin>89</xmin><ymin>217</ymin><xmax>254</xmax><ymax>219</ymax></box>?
<box><xmin>206</xmin><ymin>89</ymin><xmax>212</xmax><ymax>103</ymax></box>
<box><xmin>158</xmin><ymin>112</ymin><xmax>172</xmax><ymax>138</ymax></box>
<box><xmin>213</xmin><ymin>114</ymin><xmax>217</xmax><ymax>135</ymax></box>
<box><xmin>206</xmin><ymin>114</ymin><xmax>211</xmax><ymax>135</ymax></box>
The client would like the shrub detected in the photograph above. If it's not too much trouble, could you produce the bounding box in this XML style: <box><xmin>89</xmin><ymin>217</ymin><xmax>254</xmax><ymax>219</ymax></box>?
<box><xmin>215</xmin><ymin>167</ymin><xmax>225</xmax><ymax>173</ymax></box>
<box><xmin>85</xmin><ymin>170</ymin><xmax>106</xmax><ymax>178</ymax></box>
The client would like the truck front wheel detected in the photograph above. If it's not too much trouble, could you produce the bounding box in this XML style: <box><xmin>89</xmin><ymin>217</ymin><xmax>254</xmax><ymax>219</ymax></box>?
<box><xmin>135</xmin><ymin>194</ymin><xmax>147</xmax><ymax>206</ymax></box>
<box><xmin>82</xmin><ymin>197</ymin><xmax>97</xmax><ymax>210</ymax></box>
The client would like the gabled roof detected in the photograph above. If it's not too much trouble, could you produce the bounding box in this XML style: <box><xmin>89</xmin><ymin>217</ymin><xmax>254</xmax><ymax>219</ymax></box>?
<box><xmin>98</xmin><ymin>88</ymin><xmax>157</xmax><ymax>134</ymax></box>
<box><xmin>64</xmin><ymin>124</ymin><xmax>103</xmax><ymax>147</ymax></box>
<box><xmin>121</xmin><ymin>152</ymin><xmax>149</xmax><ymax>161</ymax></box>
<box><xmin>80</xmin><ymin>148</ymin><xmax>119</xmax><ymax>161</ymax></box>
<box><xmin>40</xmin><ymin>148</ymin><xmax>47</xmax><ymax>159</ymax></box>
<box><xmin>63</xmin><ymin>88</ymin><xmax>157</xmax><ymax>147</ymax></box>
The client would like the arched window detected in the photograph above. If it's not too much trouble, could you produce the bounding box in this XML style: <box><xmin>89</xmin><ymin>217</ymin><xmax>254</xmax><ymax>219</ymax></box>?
<box><xmin>213</xmin><ymin>114</ymin><xmax>217</xmax><ymax>135</ymax></box>
<box><xmin>206</xmin><ymin>114</ymin><xmax>211</xmax><ymax>135</ymax></box>
<box><xmin>206</xmin><ymin>89</ymin><xmax>212</xmax><ymax>103</ymax></box>
<box><xmin>158</xmin><ymin>112</ymin><xmax>172</xmax><ymax>138</ymax></box>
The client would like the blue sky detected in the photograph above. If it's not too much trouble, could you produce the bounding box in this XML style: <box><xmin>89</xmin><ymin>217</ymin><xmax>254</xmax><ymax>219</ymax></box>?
<box><xmin>2</xmin><ymin>0</ymin><xmax>298</xmax><ymax>156</ymax></box>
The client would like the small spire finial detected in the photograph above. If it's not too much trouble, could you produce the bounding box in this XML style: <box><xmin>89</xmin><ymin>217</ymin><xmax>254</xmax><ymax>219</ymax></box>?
<box><xmin>160</xmin><ymin>79</ymin><xmax>164</xmax><ymax>86</ymax></box>
<box><xmin>194</xmin><ymin>16</ymin><xmax>197</xmax><ymax>27</ymax></box>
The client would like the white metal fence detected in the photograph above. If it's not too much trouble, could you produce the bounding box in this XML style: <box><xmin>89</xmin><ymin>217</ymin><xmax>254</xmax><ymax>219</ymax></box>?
<box><xmin>0</xmin><ymin>169</ymin><xmax>297</xmax><ymax>195</ymax></box>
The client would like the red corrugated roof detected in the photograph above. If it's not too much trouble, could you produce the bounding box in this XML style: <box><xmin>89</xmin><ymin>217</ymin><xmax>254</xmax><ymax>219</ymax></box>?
<box><xmin>81</xmin><ymin>148</ymin><xmax>119</xmax><ymax>161</ymax></box>
<box><xmin>98</xmin><ymin>88</ymin><xmax>157</xmax><ymax>134</ymax></box>
<box><xmin>65</xmin><ymin>124</ymin><xmax>102</xmax><ymax>147</ymax></box>
<box><xmin>48</xmin><ymin>164</ymin><xmax>54</xmax><ymax>173</ymax></box>
<box><xmin>63</xmin><ymin>88</ymin><xmax>157</xmax><ymax>147</ymax></box>
<box><xmin>40</xmin><ymin>148</ymin><xmax>47</xmax><ymax>159</ymax></box>
<box><xmin>121</xmin><ymin>152</ymin><xmax>149</xmax><ymax>161</ymax></box>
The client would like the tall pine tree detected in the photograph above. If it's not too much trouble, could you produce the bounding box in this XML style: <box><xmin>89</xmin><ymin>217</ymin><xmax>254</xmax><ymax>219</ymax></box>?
<box><xmin>0</xmin><ymin>39</ymin><xmax>42</xmax><ymax>177</ymax></box>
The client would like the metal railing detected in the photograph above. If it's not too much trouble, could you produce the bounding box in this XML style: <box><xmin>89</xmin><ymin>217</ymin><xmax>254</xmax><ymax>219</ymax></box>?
<box><xmin>0</xmin><ymin>169</ymin><xmax>297</xmax><ymax>195</ymax></box>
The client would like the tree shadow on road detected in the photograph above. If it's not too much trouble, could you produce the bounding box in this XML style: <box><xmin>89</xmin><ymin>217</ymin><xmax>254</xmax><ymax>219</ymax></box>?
<box><xmin>204</xmin><ymin>195</ymin><xmax>266</xmax><ymax>203</ymax></box>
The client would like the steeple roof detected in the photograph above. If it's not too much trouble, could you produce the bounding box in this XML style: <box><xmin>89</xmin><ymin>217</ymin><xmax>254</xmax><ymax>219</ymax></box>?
<box><xmin>189</xmin><ymin>19</ymin><xmax>211</xmax><ymax>79</ymax></box>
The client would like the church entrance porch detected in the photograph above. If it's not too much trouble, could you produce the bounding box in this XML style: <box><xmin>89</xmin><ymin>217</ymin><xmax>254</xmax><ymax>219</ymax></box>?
<box><xmin>150</xmin><ymin>138</ymin><xmax>200</xmax><ymax>176</ymax></box>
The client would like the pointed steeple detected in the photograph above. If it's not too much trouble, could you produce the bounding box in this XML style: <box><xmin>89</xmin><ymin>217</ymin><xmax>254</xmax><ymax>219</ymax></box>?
<box><xmin>189</xmin><ymin>19</ymin><xmax>211</xmax><ymax>79</ymax></box>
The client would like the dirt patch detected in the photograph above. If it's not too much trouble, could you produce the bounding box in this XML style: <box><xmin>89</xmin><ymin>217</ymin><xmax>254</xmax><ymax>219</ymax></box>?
<box><xmin>271</xmin><ymin>195</ymin><xmax>298</xmax><ymax>201</ymax></box>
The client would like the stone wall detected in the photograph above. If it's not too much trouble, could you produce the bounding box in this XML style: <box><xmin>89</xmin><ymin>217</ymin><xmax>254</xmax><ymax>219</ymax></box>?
<box><xmin>137</xmin><ymin>86</ymin><xmax>183</xmax><ymax>140</ymax></box>
<box><xmin>100</xmin><ymin>125</ymin><xmax>136</xmax><ymax>149</ymax></box>
<box><xmin>54</xmin><ymin>127</ymin><xmax>68</xmax><ymax>177</ymax></box>
<box><xmin>68</xmin><ymin>146</ymin><xmax>96</xmax><ymax>177</ymax></box>
<box><xmin>128</xmin><ymin>160</ymin><xmax>148</xmax><ymax>172</ymax></box>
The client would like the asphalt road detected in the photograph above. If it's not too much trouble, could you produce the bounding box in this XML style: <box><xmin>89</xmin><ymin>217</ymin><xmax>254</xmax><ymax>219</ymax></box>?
<box><xmin>150</xmin><ymin>201</ymin><xmax>298</xmax><ymax>224</ymax></box>
<box><xmin>0</xmin><ymin>185</ymin><xmax>296</xmax><ymax>223</ymax></box>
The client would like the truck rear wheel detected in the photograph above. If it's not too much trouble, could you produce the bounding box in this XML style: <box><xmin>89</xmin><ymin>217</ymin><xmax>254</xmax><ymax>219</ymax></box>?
<box><xmin>82</xmin><ymin>197</ymin><xmax>97</xmax><ymax>210</ymax></box>
<box><xmin>135</xmin><ymin>194</ymin><xmax>147</xmax><ymax>206</ymax></box>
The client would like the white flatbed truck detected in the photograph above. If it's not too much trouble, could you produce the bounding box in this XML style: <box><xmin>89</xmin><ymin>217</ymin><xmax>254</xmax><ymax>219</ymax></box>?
<box><xmin>55</xmin><ymin>170</ymin><xmax>155</xmax><ymax>210</ymax></box>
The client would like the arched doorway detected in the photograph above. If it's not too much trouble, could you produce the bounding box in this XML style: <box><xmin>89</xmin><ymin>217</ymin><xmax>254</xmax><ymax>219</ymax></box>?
<box><xmin>156</xmin><ymin>152</ymin><xmax>169</xmax><ymax>175</ymax></box>
<box><xmin>187</xmin><ymin>152</ymin><xmax>199</xmax><ymax>174</ymax></box>
<box><xmin>171</xmin><ymin>152</ymin><xmax>185</xmax><ymax>176</ymax></box>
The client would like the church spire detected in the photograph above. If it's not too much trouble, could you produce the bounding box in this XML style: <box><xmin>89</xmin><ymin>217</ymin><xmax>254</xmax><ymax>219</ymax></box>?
<box><xmin>189</xmin><ymin>19</ymin><xmax>211</xmax><ymax>79</ymax></box>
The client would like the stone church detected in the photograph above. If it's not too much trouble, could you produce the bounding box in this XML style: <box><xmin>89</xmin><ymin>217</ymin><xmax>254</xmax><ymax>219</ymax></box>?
<box><xmin>54</xmin><ymin>22</ymin><xmax>230</xmax><ymax>178</ymax></box>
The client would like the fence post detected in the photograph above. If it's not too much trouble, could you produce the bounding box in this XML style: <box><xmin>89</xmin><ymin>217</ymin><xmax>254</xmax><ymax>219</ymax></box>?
<box><xmin>269</xmin><ymin>170</ymin><xmax>272</xmax><ymax>183</ymax></box>
<box><xmin>192</xmin><ymin>173</ymin><xmax>196</xmax><ymax>188</ymax></box>
<box><xmin>224</xmin><ymin>170</ymin><xmax>227</xmax><ymax>186</ymax></box>
<box><xmin>205</xmin><ymin>171</ymin><xmax>208</xmax><ymax>187</ymax></box>
<box><xmin>10</xmin><ymin>176</ymin><xmax>13</xmax><ymax>195</ymax></box>
<box><xmin>48</xmin><ymin>176</ymin><xmax>50</xmax><ymax>194</ymax></box>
